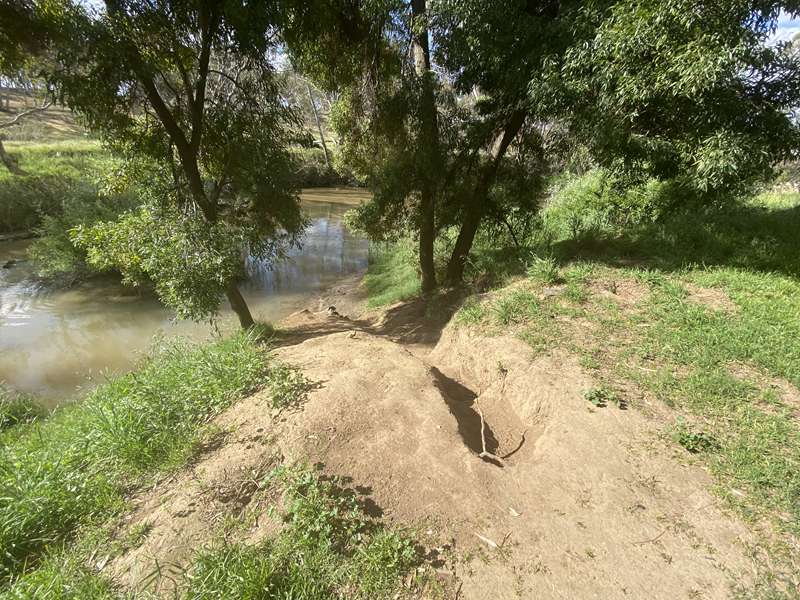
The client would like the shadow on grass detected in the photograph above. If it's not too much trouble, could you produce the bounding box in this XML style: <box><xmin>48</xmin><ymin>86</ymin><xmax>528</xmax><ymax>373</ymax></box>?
<box><xmin>549</xmin><ymin>203</ymin><xmax>800</xmax><ymax>278</ymax></box>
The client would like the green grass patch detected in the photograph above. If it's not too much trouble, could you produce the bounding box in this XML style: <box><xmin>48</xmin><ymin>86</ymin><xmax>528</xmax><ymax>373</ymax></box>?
<box><xmin>0</xmin><ymin>140</ymin><xmax>114</xmax><ymax>234</ymax></box>
<box><xmin>184</xmin><ymin>467</ymin><xmax>418</xmax><ymax>600</ymax></box>
<box><xmin>0</xmin><ymin>386</ymin><xmax>44</xmax><ymax>431</ymax></box>
<box><xmin>364</xmin><ymin>241</ymin><xmax>420</xmax><ymax>308</ymax></box>
<box><xmin>637</xmin><ymin>271</ymin><xmax>800</xmax><ymax>534</ymax></box>
<box><xmin>0</xmin><ymin>331</ymin><xmax>273</xmax><ymax>582</ymax></box>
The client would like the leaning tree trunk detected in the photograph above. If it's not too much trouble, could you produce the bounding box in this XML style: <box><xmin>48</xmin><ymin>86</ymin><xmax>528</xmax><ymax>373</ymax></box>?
<box><xmin>411</xmin><ymin>0</ymin><xmax>439</xmax><ymax>294</ymax></box>
<box><xmin>226</xmin><ymin>283</ymin><xmax>255</xmax><ymax>329</ymax></box>
<box><xmin>306</xmin><ymin>82</ymin><xmax>331</xmax><ymax>171</ymax></box>
<box><xmin>445</xmin><ymin>111</ymin><xmax>526</xmax><ymax>285</ymax></box>
<box><xmin>0</xmin><ymin>138</ymin><xmax>25</xmax><ymax>175</ymax></box>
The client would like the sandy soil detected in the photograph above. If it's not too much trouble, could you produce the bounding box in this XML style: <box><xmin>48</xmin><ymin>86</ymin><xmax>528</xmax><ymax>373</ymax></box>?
<box><xmin>106</xmin><ymin>280</ymin><xmax>766</xmax><ymax>598</ymax></box>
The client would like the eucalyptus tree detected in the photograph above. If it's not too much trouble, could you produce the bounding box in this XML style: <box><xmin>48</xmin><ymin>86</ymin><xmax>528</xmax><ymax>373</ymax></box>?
<box><xmin>432</xmin><ymin>0</ymin><xmax>800</xmax><ymax>283</ymax></box>
<box><xmin>28</xmin><ymin>0</ymin><xmax>305</xmax><ymax>327</ymax></box>
<box><xmin>562</xmin><ymin>0</ymin><xmax>800</xmax><ymax>197</ymax></box>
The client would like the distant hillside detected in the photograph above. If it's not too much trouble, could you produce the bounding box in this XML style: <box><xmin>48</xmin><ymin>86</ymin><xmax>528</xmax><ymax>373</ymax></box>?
<box><xmin>0</xmin><ymin>88</ymin><xmax>86</xmax><ymax>142</ymax></box>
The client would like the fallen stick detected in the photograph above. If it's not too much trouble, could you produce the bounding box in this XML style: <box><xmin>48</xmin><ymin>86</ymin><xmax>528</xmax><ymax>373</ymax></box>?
<box><xmin>475</xmin><ymin>401</ymin><xmax>505</xmax><ymax>465</ymax></box>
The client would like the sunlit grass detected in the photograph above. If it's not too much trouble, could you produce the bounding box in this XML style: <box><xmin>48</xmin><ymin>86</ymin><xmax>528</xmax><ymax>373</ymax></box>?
<box><xmin>364</xmin><ymin>240</ymin><xmax>420</xmax><ymax>307</ymax></box>
<box><xmin>0</xmin><ymin>332</ymin><xmax>273</xmax><ymax>582</ymax></box>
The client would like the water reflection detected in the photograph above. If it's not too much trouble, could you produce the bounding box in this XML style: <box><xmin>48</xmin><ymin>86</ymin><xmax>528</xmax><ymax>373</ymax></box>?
<box><xmin>0</xmin><ymin>189</ymin><xmax>370</xmax><ymax>404</ymax></box>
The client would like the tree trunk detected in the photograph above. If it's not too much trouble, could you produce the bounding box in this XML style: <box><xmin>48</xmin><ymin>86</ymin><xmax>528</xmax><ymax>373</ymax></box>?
<box><xmin>445</xmin><ymin>111</ymin><xmax>526</xmax><ymax>285</ymax></box>
<box><xmin>411</xmin><ymin>0</ymin><xmax>439</xmax><ymax>294</ymax></box>
<box><xmin>306</xmin><ymin>82</ymin><xmax>331</xmax><ymax>171</ymax></box>
<box><xmin>226</xmin><ymin>283</ymin><xmax>255</xmax><ymax>329</ymax></box>
<box><xmin>0</xmin><ymin>138</ymin><xmax>25</xmax><ymax>175</ymax></box>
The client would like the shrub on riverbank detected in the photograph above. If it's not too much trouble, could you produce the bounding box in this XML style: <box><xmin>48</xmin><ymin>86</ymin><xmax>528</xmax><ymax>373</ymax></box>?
<box><xmin>0</xmin><ymin>332</ymin><xmax>271</xmax><ymax>582</ymax></box>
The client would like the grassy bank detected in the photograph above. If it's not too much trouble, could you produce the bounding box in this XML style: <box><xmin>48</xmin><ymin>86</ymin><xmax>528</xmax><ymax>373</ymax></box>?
<box><xmin>0</xmin><ymin>332</ymin><xmax>271</xmax><ymax>583</ymax></box>
<box><xmin>0</xmin><ymin>140</ymin><xmax>113</xmax><ymax>234</ymax></box>
<box><xmin>0</xmin><ymin>331</ymin><xmax>419</xmax><ymax>598</ymax></box>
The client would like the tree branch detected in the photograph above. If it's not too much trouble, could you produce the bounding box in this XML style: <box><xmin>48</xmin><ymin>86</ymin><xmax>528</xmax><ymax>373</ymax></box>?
<box><xmin>0</xmin><ymin>101</ymin><xmax>53</xmax><ymax>130</ymax></box>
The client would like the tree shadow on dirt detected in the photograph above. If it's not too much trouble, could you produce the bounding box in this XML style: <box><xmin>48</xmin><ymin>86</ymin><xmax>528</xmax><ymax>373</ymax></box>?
<box><xmin>271</xmin><ymin>288</ymin><xmax>466</xmax><ymax>350</ymax></box>
<box><xmin>430</xmin><ymin>367</ymin><xmax>501</xmax><ymax>465</ymax></box>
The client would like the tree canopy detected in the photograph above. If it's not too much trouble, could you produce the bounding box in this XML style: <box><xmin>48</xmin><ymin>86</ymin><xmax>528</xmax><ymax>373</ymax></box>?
<box><xmin>3</xmin><ymin>0</ymin><xmax>800</xmax><ymax>321</ymax></box>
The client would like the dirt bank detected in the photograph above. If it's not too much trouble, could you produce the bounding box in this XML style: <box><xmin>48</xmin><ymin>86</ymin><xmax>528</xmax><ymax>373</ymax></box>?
<box><xmin>106</xmin><ymin>282</ymin><xmax>766</xmax><ymax>598</ymax></box>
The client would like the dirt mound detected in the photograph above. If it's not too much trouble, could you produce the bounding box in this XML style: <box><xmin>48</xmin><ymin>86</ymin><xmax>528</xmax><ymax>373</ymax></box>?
<box><xmin>109</xmin><ymin>313</ymin><xmax>759</xmax><ymax>598</ymax></box>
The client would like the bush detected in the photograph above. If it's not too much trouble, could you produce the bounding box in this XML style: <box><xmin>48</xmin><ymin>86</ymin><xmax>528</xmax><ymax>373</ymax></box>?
<box><xmin>541</xmin><ymin>170</ymin><xmax>683</xmax><ymax>240</ymax></box>
<box><xmin>292</xmin><ymin>146</ymin><xmax>355</xmax><ymax>188</ymax></box>
<box><xmin>27</xmin><ymin>186</ymin><xmax>139</xmax><ymax>280</ymax></box>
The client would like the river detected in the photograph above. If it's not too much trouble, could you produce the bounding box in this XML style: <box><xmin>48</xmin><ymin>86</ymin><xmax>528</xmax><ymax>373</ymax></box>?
<box><xmin>0</xmin><ymin>188</ymin><xmax>370</xmax><ymax>405</ymax></box>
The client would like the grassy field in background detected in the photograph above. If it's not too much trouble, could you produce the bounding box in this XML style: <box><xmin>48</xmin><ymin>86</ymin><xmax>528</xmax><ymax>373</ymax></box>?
<box><xmin>0</xmin><ymin>140</ymin><xmax>112</xmax><ymax>233</ymax></box>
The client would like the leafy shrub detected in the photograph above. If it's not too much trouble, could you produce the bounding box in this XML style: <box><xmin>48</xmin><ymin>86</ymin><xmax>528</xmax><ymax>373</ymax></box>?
<box><xmin>541</xmin><ymin>170</ymin><xmax>682</xmax><ymax>240</ymax></box>
<box><xmin>292</xmin><ymin>146</ymin><xmax>355</xmax><ymax>187</ymax></box>
<box><xmin>526</xmin><ymin>253</ymin><xmax>560</xmax><ymax>284</ymax></box>
<box><xmin>27</xmin><ymin>186</ymin><xmax>139</xmax><ymax>280</ymax></box>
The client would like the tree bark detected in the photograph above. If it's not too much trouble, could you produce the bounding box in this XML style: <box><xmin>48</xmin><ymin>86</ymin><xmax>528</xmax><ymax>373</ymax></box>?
<box><xmin>445</xmin><ymin>110</ymin><xmax>526</xmax><ymax>285</ymax></box>
<box><xmin>306</xmin><ymin>82</ymin><xmax>331</xmax><ymax>171</ymax></box>
<box><xmin>0</xmin><ymin>138</ymin><xmax>25</xmax><ymax>175</ymax></box>
<box><xmin>226</xmin><ymin>283</ymin><xmax>255</xmax><ymax>329</ymax></box>
<box><xmin>411</xmin><ymin>0</ymin><xmax>439</xmax><ymax>294</ymax></box>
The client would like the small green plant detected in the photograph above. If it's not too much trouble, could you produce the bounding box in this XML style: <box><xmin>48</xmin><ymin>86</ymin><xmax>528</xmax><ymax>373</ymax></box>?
<box><xmin>491</xmin><ymin>290</ymin><xmax>541</xmax><ymax>326</ymax></box>
<box><xmin>564</xmin><ymin>280</ymin><xmax>588</xmax><ymax>303</ymax></box>
<box><xmin>184</xmin><ymin>467</ymin><xmax>418</xmax><ymax>600</ymax></box>
<box><xmin>672</xmin><ymin>418</ymin><xmax>720</xmax><ymax>454</ymax></box>
<box><xmin>456</xmin><ymin>296</ymin><xmax>487</xmax><ymax>326</ymax></box>
<box><xmin>266</xmin><ymin>362</ymin><xmax>310</xmax><ymax>410</ymax></box>
<box><xmin>584</xmin><ymin>387</ymin><xmax>624</xmax><ymax>409</ymax></box>
<box><xmin>526</xmin><ymin>254</ymin><xmax>560</xmax><ymax>284</ymax></box>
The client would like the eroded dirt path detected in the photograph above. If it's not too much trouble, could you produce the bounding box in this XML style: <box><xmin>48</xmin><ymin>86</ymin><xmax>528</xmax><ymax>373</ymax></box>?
<box><xmin>108</xmin><ymin>281</ymin><xmax>766</xmax><ymax>599</ymax></box>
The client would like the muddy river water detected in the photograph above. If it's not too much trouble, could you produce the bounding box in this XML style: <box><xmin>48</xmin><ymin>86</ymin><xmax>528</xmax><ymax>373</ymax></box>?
<box><xmin>0</xmin><ymin>188</ymin><xmax>370</xmax><ymax>405</ymax></box>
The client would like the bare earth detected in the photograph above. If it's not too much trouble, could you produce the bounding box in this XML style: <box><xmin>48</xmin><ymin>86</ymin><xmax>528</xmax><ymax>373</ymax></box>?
<box><xmin>107</xmin><ymin>277</ymin><xmax>766</xmax><ymax>599</ymax></box>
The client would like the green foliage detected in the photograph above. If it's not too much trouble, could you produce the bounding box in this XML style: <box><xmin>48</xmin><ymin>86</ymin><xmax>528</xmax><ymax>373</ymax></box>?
<box><xmin>455</xmin><ymin>296</ymin><xmax>487</xmax><ymax>326</ymax></box>
<box><xmin>71</xmin><ymin>203</ymin><xmax>265</xmax><ymax>321</ymax></box>
<box><xmin>0</xmin><ymin>332</ymin><xmax>271</xmax><ymax>581</ymax></box>
<box><xmin>671</xmin><ymin>418</ymin><xmax>720</xmax><ymax>454</ymax></box>
<box><xmin>364</xmin><ymin>241</ymin><xmax>420</xmax><ymax>308</ymax></box>
<box><xmin>24</xmin><ymin>1</ymin><xmax>309</xmax><ymax>325</ymax></box>
<box><xmin>28</xmin><ymin>186</ymin><xmax>139</xmax><ymax>281</ymax></box>
<box><xmin>491</xmin><ymin>289</ymin><xmax>541</xmax><ymax>326</ymax></box>
<box><xmin>3</xmin><ymin>552</ymin><xmax>118</xmax><ymax>600</ymax></box>
<box><xmin>291</xmin><ymin>147</ymin><xmax>354</xmax><ymax>188</ymax></box>
<box><xmin>542</xmin><ymin>170</ymin><xmax>683</xmax><ymax>241</ymax></box>
<box><xmin>584</xmin><ymin>387</ymin><xmax>622</xmax><ymax>409</ymax></box>
<box><xmin>525</xmin><ymin>254</ymin><xmax>560</xmax><ymax>285</ymax></box>
<box><xmin>0</xmin><ymin>386</ymin><xmax>43</xmax><ymax>430</ymax></box>
<box><xmin>563</xmin><ymin>0</ymin><xmax>800</xmax><ymax>196</ymax></box>
<box><xmin>266</xmin><ymin>363</ymin><xmax>310</xmax><ymax>410</ymax></box>
<box><xmin>184</xmin><ymin>467</ymin><xmax>418</xmax><ymax>600</ymax></box>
